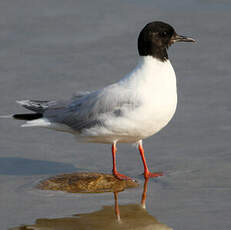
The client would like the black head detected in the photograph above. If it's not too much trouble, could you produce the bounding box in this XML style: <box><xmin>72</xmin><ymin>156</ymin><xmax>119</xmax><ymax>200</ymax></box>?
<box><xmin>138</xmin><ymin>21</ymin><xmax>195</xmax><ymax>61</ymax></box>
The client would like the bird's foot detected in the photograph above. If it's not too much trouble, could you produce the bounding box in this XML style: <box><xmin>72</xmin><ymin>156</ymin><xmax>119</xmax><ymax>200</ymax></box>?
<box><xmin>113</xmin><ymin>171</ymin><xmax>133</xmax><ymax>181</ymax></box>
<box><xmin>144</xmin><ymin>171</ymin><xmax>163</xmax><ymax>179</ymax></box>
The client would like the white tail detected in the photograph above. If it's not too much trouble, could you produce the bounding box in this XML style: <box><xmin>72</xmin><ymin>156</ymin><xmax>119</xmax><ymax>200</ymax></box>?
<box><xmin>0</xmin><ymin>114</ymin><xmax>13</xmax><ymax>119</ymax></box>
<box><xmin>21</xmin><ymin>118</ymin><xmax>51</xmax><ymax>127</ymax></box>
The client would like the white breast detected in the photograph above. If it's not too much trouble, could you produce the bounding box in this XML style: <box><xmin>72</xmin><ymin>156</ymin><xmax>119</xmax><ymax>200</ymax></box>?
<box><xmin>130</xmin><ymin>56</ymin><xmax>177</xmax><ymax>139</ymax></box>
<box><xmin>111</xmin><ymin>56</ymin><xmax>177</xmax><ymax>142</ymax></box>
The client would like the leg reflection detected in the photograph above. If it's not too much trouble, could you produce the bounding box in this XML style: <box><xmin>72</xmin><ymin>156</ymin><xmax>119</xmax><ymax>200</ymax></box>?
<box><xmin>114</xmin><ymin>192</ymin><xmax>121</xmax><ymax>222</ymax></box>
<box><xmin>141</xmin><ymin>178</ymin><xmax>149</xmax><ymax>209</ymax></box>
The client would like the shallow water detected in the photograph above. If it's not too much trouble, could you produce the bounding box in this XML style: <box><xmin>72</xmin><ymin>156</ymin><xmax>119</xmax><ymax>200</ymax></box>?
<box><xmin>9</xmin><ymin>179</ymin><xmax>174</xmax><ymax>230</ymax></box>
<box><xmin>0</xmin><ymin>0</ymin><xmax>231</xmax><ymax>229</ymax></box>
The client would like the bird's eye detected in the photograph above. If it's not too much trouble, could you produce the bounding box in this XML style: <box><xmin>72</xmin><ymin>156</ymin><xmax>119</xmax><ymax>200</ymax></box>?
<box><xmin>159</xmin><ymin>31</ymin><xmax>168</xmax><ymax>37</ymax></box>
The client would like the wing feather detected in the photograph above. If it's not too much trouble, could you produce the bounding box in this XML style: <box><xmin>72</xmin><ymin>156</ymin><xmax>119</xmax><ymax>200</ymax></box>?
<box><xmin>44</xmin><ymin>85</ymin><xmax>141</xmax><ymax>132</ymax></box>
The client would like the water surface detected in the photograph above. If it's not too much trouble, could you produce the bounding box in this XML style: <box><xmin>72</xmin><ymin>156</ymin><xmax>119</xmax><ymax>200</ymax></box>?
<box><xmin>0</xmin><ymin>0</ymin><xmax>231</xmax><ymax>229</ymax></box>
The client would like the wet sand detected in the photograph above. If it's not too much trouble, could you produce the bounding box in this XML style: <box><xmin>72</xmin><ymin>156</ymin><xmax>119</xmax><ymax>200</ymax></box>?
<box><xmin>0</xmin><ymin>0</ymin><xmax>231</xmax><ymax>229</ymax></box>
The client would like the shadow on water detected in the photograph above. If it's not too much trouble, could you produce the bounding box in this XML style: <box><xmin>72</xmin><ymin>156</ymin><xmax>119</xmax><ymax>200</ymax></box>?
<box><xmin>10</xmin><ymin>179</ymin><xmax>173</xmax><ymax>230</ymax></box>
<box><xmin>0</xmin><ymin>157</ymin><xmax>77</xmax><ymax>175</ymax></box>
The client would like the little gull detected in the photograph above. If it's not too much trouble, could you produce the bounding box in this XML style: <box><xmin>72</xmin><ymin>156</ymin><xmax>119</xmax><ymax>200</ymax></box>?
<box><xmin>2</xmin><ymin>21</ymin><xmax>195</xmax><ymax>180</ymax></box>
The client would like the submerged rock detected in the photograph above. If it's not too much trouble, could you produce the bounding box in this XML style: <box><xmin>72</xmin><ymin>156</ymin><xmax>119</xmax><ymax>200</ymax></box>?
<box><xmin>37</xmin><ymin>172</ymin><xmax>138</xmax><ymax>193</ymax></box>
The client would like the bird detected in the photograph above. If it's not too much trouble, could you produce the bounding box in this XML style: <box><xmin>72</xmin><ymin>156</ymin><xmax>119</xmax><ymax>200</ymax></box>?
<box><xmin>1</xmin><ymin>21</ymin><xmax>195</xmax><ymax>180</ymax></box>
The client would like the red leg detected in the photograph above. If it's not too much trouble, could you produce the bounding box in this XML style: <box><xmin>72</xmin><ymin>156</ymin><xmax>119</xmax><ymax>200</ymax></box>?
<box><xmin>112</xmin><ymin>142</ymin><xmax>132</xmax><ymax>180</ymax></box>
<box><xmin>138</xmin><ymin>141</ymin><xmax>163</xmax><ymax>179</ymax></box>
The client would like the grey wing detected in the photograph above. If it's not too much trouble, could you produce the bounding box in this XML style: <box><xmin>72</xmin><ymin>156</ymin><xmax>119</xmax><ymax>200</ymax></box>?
<box><xmin>44</xmin><ymin>86</ymin><xmax>141</xmax><ymax>132</ymax></box>
<box><xmin>17</xmin><ymin>91</ymin><xmax>91</xmax><ymax>113</ymax></box>
<box><xmin>44</xmin><ymin>91</ymin><xmax>101</xmax><ymax>131</ymax></box>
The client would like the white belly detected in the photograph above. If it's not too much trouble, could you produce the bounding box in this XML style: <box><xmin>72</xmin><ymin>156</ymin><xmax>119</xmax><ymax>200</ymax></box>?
<box><xmin>78</xmin><ymin>97</ymin><xmax>177</xmax><ymax>144</ymax></box>
<box><xmin>113</xmin><ymin>88</ymin><xmax>177</xmax><ymax>143</ymax></box>
<box><xmin>135</xmin><ymin>91</ymin><xmax>177</xmax><ymax>139</ymax></box>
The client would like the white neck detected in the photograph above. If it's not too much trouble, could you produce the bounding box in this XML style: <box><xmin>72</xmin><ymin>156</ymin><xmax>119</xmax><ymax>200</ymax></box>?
<box><xmin>119</xmin><ymin>56</ymin><xmax>176</xmax><ymax>89</ymax></box>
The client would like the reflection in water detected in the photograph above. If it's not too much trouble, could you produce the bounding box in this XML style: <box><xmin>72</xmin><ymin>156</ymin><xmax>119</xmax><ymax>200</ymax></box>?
<box><xmin>10</xmin><ymin>179</ymin><xmax>173</xmax><ymax>230</ymax></box>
